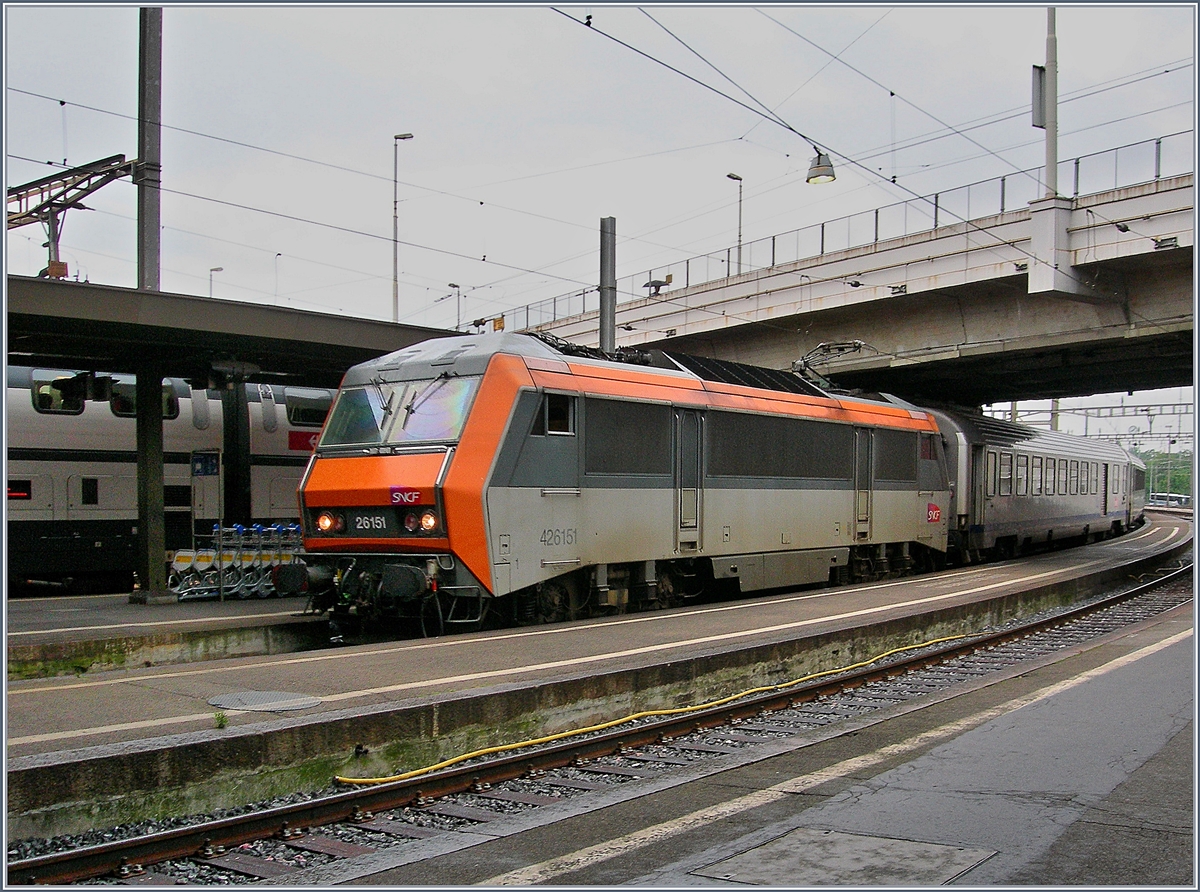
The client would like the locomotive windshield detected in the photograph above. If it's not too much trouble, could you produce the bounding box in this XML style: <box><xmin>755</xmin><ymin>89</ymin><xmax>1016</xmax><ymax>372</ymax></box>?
<box><xmin>318</xmin><ymin>374</ymin><xmax>480</xmax><ymax>447</ymax></box>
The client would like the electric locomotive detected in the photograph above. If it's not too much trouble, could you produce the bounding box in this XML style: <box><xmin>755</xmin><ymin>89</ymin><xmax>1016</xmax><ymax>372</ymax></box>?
<box><xmin>291</xmin><ymin>332</ymin><xmax>956</xmax><ymax>635</ymax></box>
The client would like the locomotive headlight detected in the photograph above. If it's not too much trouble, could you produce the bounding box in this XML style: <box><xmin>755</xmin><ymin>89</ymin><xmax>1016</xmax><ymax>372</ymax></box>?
<box><xmin>316</xmin><ymin>511</ymin><xmax>345</xmax><ymax>534</ymax></box>
<box><xmin>420</xmin><ymin>510</ymin><xmax>439</xmax><ymax>532</ymax></box>
<box><xmin>404</xmin><ymin>512</ymin><xmax>419</xmax><ymax>533</ymax></box>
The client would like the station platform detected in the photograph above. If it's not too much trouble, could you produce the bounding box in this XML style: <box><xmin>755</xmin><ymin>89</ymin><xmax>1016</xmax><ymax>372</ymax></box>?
<box><xmin>5</xmin><ymin>515</ymin><xmax>1192</xmax><ymax>839</ymax></box>
<box><xmin>6</xmin><ymin>592</ymin><xmax>325</xmax><ymax>680</ymax></box>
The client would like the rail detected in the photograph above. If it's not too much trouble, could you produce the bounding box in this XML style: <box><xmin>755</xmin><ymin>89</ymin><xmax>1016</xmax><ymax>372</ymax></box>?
<box><xmin>508</xmin><ymin>130</ymin><xmax>1194</xmax><ymax>331</ymax></box>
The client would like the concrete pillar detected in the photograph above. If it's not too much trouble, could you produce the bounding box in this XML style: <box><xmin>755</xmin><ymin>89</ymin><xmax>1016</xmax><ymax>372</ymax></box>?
<box><xmin>130</xmin><ymin>365</ymin><xmax>171</xmax><ymax>603</ymax></box>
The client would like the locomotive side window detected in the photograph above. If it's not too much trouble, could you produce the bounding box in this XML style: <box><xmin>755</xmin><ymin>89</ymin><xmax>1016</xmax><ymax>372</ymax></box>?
<box><xmin>1045</xmin><ymin>457</ymin><xmax>1055</xmax><ymax>494</ymax></box>
<box><xmin>530</xmin><ymin>393</ymin><xmax>576</xmax><ymax>436</ymax></box>
<box><xmin>109</xmin><ymin>380</ymin><xmax>181</xmax><ymax>420</ymax></box>
<box><xmin>918</xmin><ymin>433</ymin><xmax>947</xmax><ymax>490</ymax></box>
<box><xmin>285</xmin><ymin>388</ymin><xmax>332</xmax><ymax>427</ymax></box>
<box><xmin>1016</xmin><ymin>454</ymin><xmax>1028</xmax><ymax>496</ymax></box>
<box><xmin>986</xmin><ymin>450</ymin><xmax>997</xmax><ymax>497</ymax></box>
<box><xmin>998</xmin><ymin>452</ymin><xmax>1013</xmax><ymax>496</ymax></box>
<box><xmin>81</xmin><ymin>478</ymin><xmax>99</xmax><ymax>506</ymax></box>
<box><xmin>31</xmin><ymin>372</ymin><xmax>85</xmax><ymax>415</ymax></box>
<box><xmin>1031</xmin><ymin>456</ymin><xmax>1043</xmax><ymax>495</ymax></box>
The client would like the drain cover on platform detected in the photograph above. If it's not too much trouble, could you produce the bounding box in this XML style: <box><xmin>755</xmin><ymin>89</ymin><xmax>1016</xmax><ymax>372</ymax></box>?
<box><xmin>693</xmin><ymin>827</ymin><xmax>994</xmax><ymax>886</ymax></box>
<box><xmin>208</xmin><ymin>691</ymin><xmax>322</xmax><ymax>712</ymax></box>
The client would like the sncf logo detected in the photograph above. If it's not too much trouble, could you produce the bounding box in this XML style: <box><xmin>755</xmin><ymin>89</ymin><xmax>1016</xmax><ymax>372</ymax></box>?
<box><xmin>391</xmin><ymin>487</ymin><xmax>423</xmax><ymax>504</ymax></box>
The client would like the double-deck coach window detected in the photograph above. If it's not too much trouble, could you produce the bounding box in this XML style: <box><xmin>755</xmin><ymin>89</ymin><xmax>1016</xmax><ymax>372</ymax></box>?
<box><xmin>109</xmin><ymin>380</ymin><xmax>181</xmax><ymax>420</ymax></box>
<box><xmin>31</xmin><ymin>371</ymin><xmax>85</xmax><ymax>415</ymax></box>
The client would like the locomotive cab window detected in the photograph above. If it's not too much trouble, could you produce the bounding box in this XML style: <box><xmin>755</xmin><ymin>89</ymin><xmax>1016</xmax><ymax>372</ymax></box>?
<box><xmin>530</xmin><ymin>393</ymin><xmax>575</xmax><ymax>437</ymax></box>
<box><xmin>109</xmin><ymin>379</ymin><xmax>181</xmax><ymax>420</ymax></box>
<box><xmin>319</xmin><ymin>375</ymin><xmax>481</xmax><ymax>447</ymax></box>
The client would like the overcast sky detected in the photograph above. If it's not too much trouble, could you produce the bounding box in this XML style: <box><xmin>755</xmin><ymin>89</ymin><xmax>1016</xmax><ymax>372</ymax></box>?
<box><xmin>4</xmin><ymin>3</ymin><xmax>1195</xmax><ymax>441</ymax></box>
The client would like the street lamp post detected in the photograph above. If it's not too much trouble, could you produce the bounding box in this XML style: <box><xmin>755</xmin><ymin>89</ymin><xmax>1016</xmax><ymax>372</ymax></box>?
<box><xmin>726</xmin><ymin>173</ymin><xmax>743</xmax><ymax>275</ymax></box>
<box><xmin>209</xmin><ymin>266</ymin><xmax>223</xmax><ymax>298</ymax></box>
<box><xmin>393</xmin><ymin>132</ymin><xmax>414</xmax><ymax>323</ymax></box>
<box><xmin>448</xmin><ymin>282</ymin><xmax>461</xmax><ymax>331</ymax></box>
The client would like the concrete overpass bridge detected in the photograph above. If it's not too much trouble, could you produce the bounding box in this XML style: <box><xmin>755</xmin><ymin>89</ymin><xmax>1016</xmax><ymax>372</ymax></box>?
<box><xmin>525</xmin><ymin>132</ymin><xmax>1193</xmax><ymax>408</ymax></box>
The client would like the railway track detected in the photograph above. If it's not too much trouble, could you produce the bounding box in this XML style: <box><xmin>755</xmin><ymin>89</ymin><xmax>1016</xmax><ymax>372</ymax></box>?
<box><xmin>7</xmin><ymin>558</ymin><xmax>1193</xmax><ymax>885</ymax></box>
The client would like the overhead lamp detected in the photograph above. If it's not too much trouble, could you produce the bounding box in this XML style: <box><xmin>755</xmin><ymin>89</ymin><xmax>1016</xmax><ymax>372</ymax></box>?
<box><xmin>806</xmin><ymin>148</ymin><xmax>836</xmax><ymax>184</ymax></box>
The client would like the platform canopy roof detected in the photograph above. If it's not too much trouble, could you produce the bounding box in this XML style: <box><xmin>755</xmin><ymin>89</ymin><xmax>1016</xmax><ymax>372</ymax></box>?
<box><xmin>6</xmin><ymin>275</ymin><xmax>452</xmax><ymax>389</ymax></box>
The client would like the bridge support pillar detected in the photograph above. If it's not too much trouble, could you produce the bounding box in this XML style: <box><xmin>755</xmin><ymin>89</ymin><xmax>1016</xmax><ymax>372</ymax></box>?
<box><xmin>1028</xmin><ymin>195</ymin><xmax>1086</xmax><ymax>295</ymax></box>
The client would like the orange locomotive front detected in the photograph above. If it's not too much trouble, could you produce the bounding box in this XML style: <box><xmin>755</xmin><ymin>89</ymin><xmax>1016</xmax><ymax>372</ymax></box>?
<box><xmin>291</xmin><ymin>337</ymin><xmax>531</xmax><ymax>638</ymax></box>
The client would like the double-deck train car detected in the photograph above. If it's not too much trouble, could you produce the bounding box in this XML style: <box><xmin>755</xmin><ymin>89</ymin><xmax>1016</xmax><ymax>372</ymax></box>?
<box><xmin>291</xmin><ymin>333</ymin><xmax>1145</xmax><ymax>636</ymax></box>
<box><xmin>6</xmin><ymin>366</ymin><xmax>333</xmax><ymax>592</ymax></box>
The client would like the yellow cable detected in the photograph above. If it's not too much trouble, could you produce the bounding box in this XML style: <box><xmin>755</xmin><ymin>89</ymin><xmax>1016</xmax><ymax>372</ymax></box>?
<box><xmin>335</xmin><ymin>632</ymin><xmax>967</xmax><ymax>785</ymax></box>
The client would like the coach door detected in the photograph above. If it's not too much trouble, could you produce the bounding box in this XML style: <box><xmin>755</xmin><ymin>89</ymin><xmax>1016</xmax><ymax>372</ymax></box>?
<box><xmin>675</xmin><ymin>409</ymin><xmax>703</xmax><ymax>553</ymax></box>
<box><xmin>854</xmin><ymin>427</ymin><xmax>873</xmax><ymax>540</ymax></box>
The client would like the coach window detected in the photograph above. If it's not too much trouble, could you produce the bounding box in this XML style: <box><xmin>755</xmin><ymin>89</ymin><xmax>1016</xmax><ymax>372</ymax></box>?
<box><xmin>110</xmin><ymin>380</ymin><xmax>181</xmax><ymax>420</ymax></box>
<box><xmin>998</xmin><ymin>452</ymin><xmax>1013</xmax><ymax>497</ymax></box>
<box><xmin>1031</xmin><ymin>456</ymin><xmax>1043</xmax><ymax>495</ymax></box>
<box><xmin>1045</xmin><ymin>457</ymin><xmax>1056</xmax><ymax>495</ymax></box>
<box><xmin>31</xmin><ymin>371</ymin><xmax>85</xmax><ymax>415</ymax></box>
<box><xmin>1069</xmin><ymin>460</ymin><xmax>1079</xmax><ymax>495</ymax></box>
<box><xmin>531</xmin><ymin>393</ymin><xmax>575</xmax><ymax>436</ymax></box>
<box><xmin>1058</xmin><ymin>458</ymin><xmax>1069</xmax><ymax>494</ymax></box>
<box><xmin>1111</xmin><ymin>465</ymin><xmax>1120</xmax><ymax>494</ymax></box>
<box><xmin>1092</xmin><ymin>462</ymin><xmax>1100</xmax><ymax>494</ymax></box>
<box><xmin>986</xmin><ymin>450</ymin><xmax>997</xmax><ymax>498</ymax></box>
<box><xmin>1016</xmin><ymin>454</ymin><xmax>1028</xmax><ymax>496</ymax></box>
<box><xmin>1080</xmin><ymin>461</ymin><xmax>1089</xmax><ymax>495</ymax></box>
<box><xmin>284</xmin><ymin>388</ymin><xmax>332</xmax><ymax>427</ymax></box>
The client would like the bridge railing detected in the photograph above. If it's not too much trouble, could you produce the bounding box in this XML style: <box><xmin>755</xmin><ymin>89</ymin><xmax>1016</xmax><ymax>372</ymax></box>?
<box><xmin>508</xmin><ymin>131</ymin><xmax>1193</xmax><ymax>332</ymax></box>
